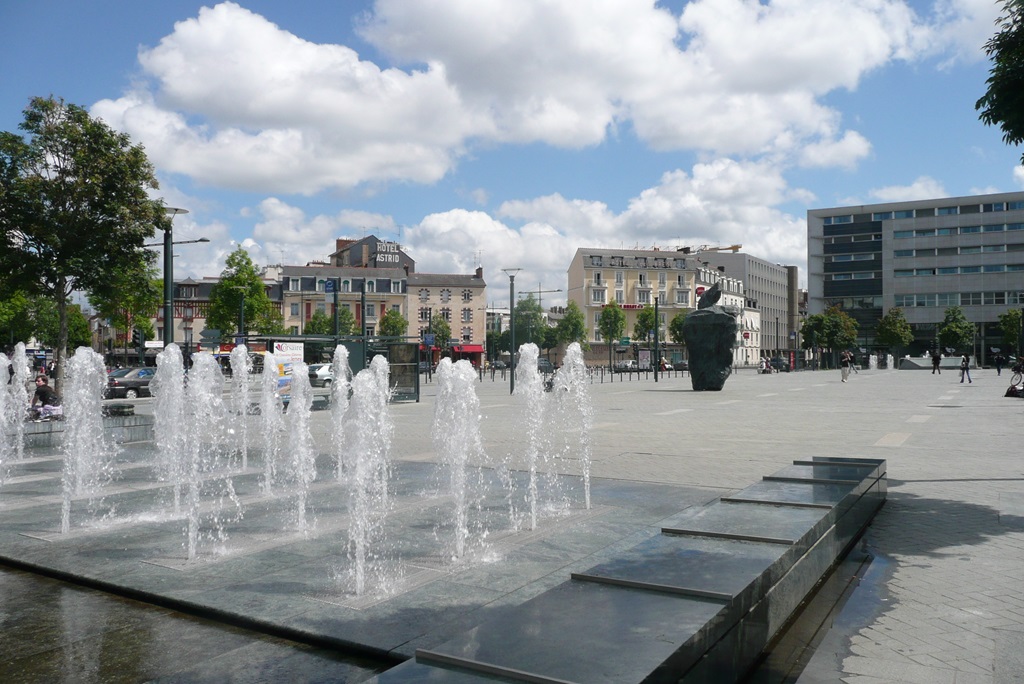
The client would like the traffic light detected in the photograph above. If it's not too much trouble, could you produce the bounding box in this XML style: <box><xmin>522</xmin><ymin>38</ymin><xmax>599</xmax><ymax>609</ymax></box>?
<box><xmin>132</xmin><ymin>329</ymin><xmax>145</xmax><ymax>354</ymax></box>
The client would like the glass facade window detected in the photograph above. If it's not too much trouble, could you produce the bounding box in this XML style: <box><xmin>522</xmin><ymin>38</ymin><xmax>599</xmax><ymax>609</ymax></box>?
<box><xmin>894</xmin><ymin>250</ymin><xmax>913</xmax><ymax>258</ymax></box>
<box><xmin>1008</xmin><ymin>223</ymin><xmax>1024</xmax><ymax>231</ymax></box>
<box><xmin>960</xmin><ymin>246</ymin><xmax>982</xmax><ymax>254</ymax></box>
<box><xmin>962</xmin><ymin>292</ymin><xmax>982</xmax><ymax>305</ymax></box>
<box><xmin>894</xmin><ymin>210</ymin><xmax>914</xmax><ymax>219</ymax></box>
<box><xmin>936</xmin><ymin>293</ymin><xmax>958</xmax><ymax>306</ymax></box>
<box><xmin>960</xmin><ymin>226</ymin><xmax>981</xmax><ymax>234</ymax></box>
<box><xmin>960</xmin><ymin>266</ymin><xmax>981</xmax><ymax>273</ymax></box>
<box><xmin>983</xmin><ymin>245</ymin><xmax>1006</xmax><ymax>252</ymax></box>
<box><xmin>894</xmin><ymin>270</ymin><xmax>914</xmax><ymax>277</ymax></box>
<box><xmin>824</xmin><ymin>215</ymin><xmax>853</xmax><ymax>224</ymax></box>
<box><xmin>915</xmin><ymin>269</ymin><xmax>935</xmax><ymax>276</ymax></box>
<box><xmin>872</xmin><ymin>212</ymin><xmax>894</xmax><ymax>220</ymax></box>
<box><xmin>937</xmin><ymin>206</ymin><xmax>958</xmax><ymax>215</ymax></box>
<box><xmin>1010</xmin><ymin>201</ymin><xmax>1024</xmax><ymax>210</ymax></box>
<box><xmin>984</xmin><ymin>292</ymin><xmax>1007</xmax><ymax>305</ymax></box>
<box><xmin>914</xmin><ymin>229</ymin><xmax>935</xmax><ymax>237</ymax></box>
<box><xmin>1008</xmin><ymin>264</ymin><xmax>1024</xmax><ymax>272</ymax></box>
<box><xmin>937</xmin><ymin>267</ymin><xmax>958</xmax><ymax>275</ymax></box>
<box><xmin>853</xmin><ymin>272</ymin><xmax>874</xmax><ymax>279</ymax></box>
<box><xmin>833</xmin><ymin>273</ymin><xmax>853</xmax><ymax>280</ymax></box>
<box><xmin>936</xmin><ymin>227</ymin><xmax>956</xmax><ymax>235</ymax></box>
<box><xmin>983</xmin><ymin>202</ymin><xmax>1006</xmax><ymax>212</ymax></box>
<box><xmin>983</xmin><ymin>264</ymin><xmax>1006</xmax><ymax>272</ymax></box>
<box><xmin>894</xmin><ymin>230</ymin><xmax>913</xmax><ymax>239</ymax></box>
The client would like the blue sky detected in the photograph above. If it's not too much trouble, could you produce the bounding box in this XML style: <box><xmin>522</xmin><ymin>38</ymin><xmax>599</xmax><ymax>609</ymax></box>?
<box><xmin>3</xmin><ymin>0</ymin><xmax>1022</xmax><ymax>306</ymax></box>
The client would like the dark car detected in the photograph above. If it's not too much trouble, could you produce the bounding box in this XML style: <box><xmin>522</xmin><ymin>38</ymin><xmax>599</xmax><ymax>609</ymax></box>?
<box><xmin>537</xmin><ymin>358</ymin><xmax>556</xmax><ymax>374</ymax></box>
<box><xmin>104</xmin><ymin>367</ymin><xmax>155</xmax><ymax>399</ymax></box>
<box><xmin>769</xmin><ymin>357</ymin><xmax>792</xmax><ymax>372</ymax></box>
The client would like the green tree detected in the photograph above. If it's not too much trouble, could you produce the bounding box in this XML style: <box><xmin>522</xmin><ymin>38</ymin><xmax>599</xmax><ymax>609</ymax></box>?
<box><xmin>556</xmin><ymin>300</ymin><xmax>588</xmax><ymax>349</ymax></box>
<box><xmin>335</xmin><ymin>306</ymin><xmax>356</xmax><ymax>336</ymax></box>
<box><xmin>875</xmin><ymin>307</ymin><xmax>914</xmax><ymax>355</ymax></box>
<box><xmin>800</xmin><ymin>306</ymin><xmax>858</xmax><ymax>368</ymax></box>
<box><xmin>976</xmin><ymin>0</ymin><xmax>1024</xmax><ymax>165</ymax></box>
<box><xmin>938</xmin><ymin>306</ymin><xmax>976</xmax><ymax>353</ymax></box>
<box><xmin>513</xmin><ymin>295</ymin><xmax>545</xmax><ymax>347</ymax></box>
<box><xmin>633</xmin><ymin>306</ymin><xmax>664</xmax><ymax>342</ymax></box>
<box><xmin>0</xmin><ymin>290</ymin><xmax>35</xmax><ymax>348</ymax></box>
<box><xmin>998</xmin><ymin>308</ymin><xmax>1022</xmax><ymax>354</ymax></box>
<box><xmin>33</xmin><ymin>300</ymin><xmax>91</xmax><ymax>351</ymax></box>
<box><xmin>378</xmin><ymin>309</ymin><xmax>409</xmax><ymax>338</ymax></box>
<box><xmin>429</xmin><ymin>314</ymin><xmax>452</xmax><ymax>355</ymax></box>
<box><xmin>540</xmin><ymin>325</ymin><xmax>560</xmax><ymax>357</ymax></box>
<box><xmin>668</xmin><ymin>310</ymin><xmax>690</xmax><ymax>345</ymax></box>
<box><xmin>0</xmin><ymin>96</ymin><xmax>166</xmax><ymax>388</ymax></box>
<box><xmin>303</xmin><ymin>309</ymin><xmax>333</xmax><ymax>335</ymax></box>
<box><xmin>598</xmin><ymin>301</ymin><xmax>627</xmax><ymax>369</ymax></box>
<box><xmin>206</xmin><ymin>248</ymin><xmax>285</xmax><ymax>337</ymax></box>
<box><xmin>88</xmin><ymin>262</ymin><xmax>161</xmax><ymax>363</ymax></box>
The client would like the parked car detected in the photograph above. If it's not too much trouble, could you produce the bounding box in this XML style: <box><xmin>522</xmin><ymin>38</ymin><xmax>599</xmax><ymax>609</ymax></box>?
<box><xmin>537</xmin><ymin>358</ymin><xmax>556</xmax><ymax>374</ymax></box>
<box><xmin>491</xmin><ymin>359</ymin><xmax>507</xmax><ymax>370</ymax></box>
<box><xmin>613</xmin><ymin>360</ymin><xmax>638</xmax><ymax>373</ymax></box>
<box><xmin>672</xmin><ymin>360</ymin><xmax>689</xmax><ymax>371</ymax></box>
<box><xmin>768</xmin><ymin>357</ymin><xmax>792</xmax><ymax>372</ymax></box>
<box><xmin>104</xmin><ymin>367</ymin><xmax>155</xmax><ymax>399</ymax></box>
<box><xmin>307</xmin><ymin>363</ymin><xmax>334</xmax><ymax>387</ymax></box>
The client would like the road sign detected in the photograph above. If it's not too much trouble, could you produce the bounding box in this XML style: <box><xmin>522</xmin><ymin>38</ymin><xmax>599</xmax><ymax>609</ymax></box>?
<box><xmin>424</xmin><ymin>333</ymin><xmax>436</xmax><ymax>346</ymax></box>
<box><xmin>620</xmin><ymin>337</ymin><xmax>630</xmax><ymax>345</ymax></box>
<box><xmin>324</xmin><ymin>279</ymin><xmax>335</xmax><ymax>293</ymax></box>
<box><xmin>199</xmin><ymin>328</ymin><xmax>220</xmax><ymax>339</ymax></box>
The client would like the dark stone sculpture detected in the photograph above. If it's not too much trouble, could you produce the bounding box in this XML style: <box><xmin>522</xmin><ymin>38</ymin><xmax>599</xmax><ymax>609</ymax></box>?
<box><xmin>681</xmin><ymin>282</ymin><xmax>737</xmax><ymax>391</ymax></box>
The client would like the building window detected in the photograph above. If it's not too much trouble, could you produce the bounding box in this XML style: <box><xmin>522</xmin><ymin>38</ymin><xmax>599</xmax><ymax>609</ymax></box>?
<box><xmin>638</xmin><ymin>273</ymin><xmax>648</xmax><ymax>287</ymax></box>
<box><xmin>419</xmin><ymin>288</ymin><xmax>430</xmax><ymax>302</ymax></box>
<box><xmin>983</xmin><ymin>264</ymin><xmax>1006</xmax><ymax>273</ymax></box>
<box><xmin>936</xmin><ymin>227</ymin><xmax>956</xmax><ymax>236</ymax></box>
<box><xmin>615</xmin><ymin>271</ymin><xmax>624</xmax><ymax>285</ymax></box>
<box><xmin>983</xmin><ymin>202</ymin><xmax>1007</xmax><ymax>212</ymax></box>
<box><xmin>914</xmin><ymin>229</ymin><xmax>935</xmax><ymax>237</ymax></box>
<box><xmin>440</xmin><ymin>288</ymin><xmax>451</xmax><ymax>303</ymax></box>
<box><xmin>894</xmin><ymin>250</ymin><xmax>914</xmax><ymax>258</ymax></box>
<box><xmin>289</xmin><ymin>278</ymin><xmax>300</xmax><ymax>291</ymax></box>
<box><xmin>675</xmin><ymin>291</ymin><xmax>689</xmax><ymax>305</ymax></box>
<box><xmin>960</xmin><ymin>226</ymin><xmax>981</xmax><ymax>234</ymax></box>
<box><xmin>462</xmin><ymin>308</ymin><xmax>472</xmax><ymax>323</ymax></box>
<box><xmin>441</xmin><ymin>308</ymin><xmax>452</xmax><ymax>322</ymax></box>
<box><xmin>593</xmin><ymin>272</ymin><xmax>603</xmax><ymax>286</ymax></box>
<box><xmin>658</xmin><ymin>272</ymin><xmax>666</xmax><ymax>287</ymax></box>
<box><xmin>638</xmin><ymin>290</ymin><xmax>650</xmax><ymax>304</ymax></box>
<box><xmin>872</xmin><ymin>211</ymin><xmax>894</xmax><ymax>221</ymax></box>
<box><xmin>462</xmin><ymin>289</ymin><xmax>472</xmax><ymax>302</ymax></box>
<box><xmin>936</xmin><ymin>293</ymin><xmax>958</xmax><ymax>306</ymax></box>
<box><xmin>592</xmin><ymin>289</ymin><xmax>606</xmax><ymax>304</ymax></box>
<box><xmin>615</xmin><ymin>290</ymin><xmax>624</xmax><ymax>304</ymax></box>
<box><xmin>315</xmin><ymin>302</ymin><xmax>326</xmax><ymax>314</ymax></box>
<box><xmin>342</xmin><ymin>280</ymin><xmax>351</xmax><ymax>293</ymax></box>
<box><xmin>962</xmin><ymin>292</ymin><xmax>982</xmax><ymax>306</ymax></box>
<box><xmin>894</xmin><ymin>230</ymin><xmax>913</xmax><ymax>239</ymax></box>
<box><xmin>393</xmin><ymin>281</ymin><xmax>403</xmax><ymax>293</ymax></box>
<box><xmin>673</xmin><ymin>259</ymin><xmax>686</xmax><ymax>269</ymax></box>
<box><xmin>290</xmin><ymin>325</ymin><xmax>299</xmax><ymax>334</ymax></box>
<box><xmin>590</xmin><ymin>255</ymin><xmax>603</xmax><ymax>267</ymax></box>
<box><xmin>894</xmin><ymin>210</ymin><xmax>914</xmax><ymax>219</ymax></box>
<box><xmin>985</xmin><ymin>291</ymin><xmax>1007</xmax><ymax>305</ymax></box>
<box><xmin>462</xmin><ymin>327</ymin><xmax>473</xmax><ymax>342</ymax></box>
<box><xmin>937</xmin><ymin>267</ymin><xmax>958</xmax><ymax>275</ymax></box>
<box><xmin>364</xmin><ymin>304</ymin><xmax>375</xmax><ymax>319</ymax></box>
<box><xmin>937</xmin><ymin>206</ymin><xmax>958</xmax><ymax>215</ymax></box>
<box><xmin>984</xmin><ymin>224</ymin><xmax>1005</xmax><ymax>232</ymax></box>
<box><xmin>419</xmin><ymin>308</ymin><xmax>431</xmax><ymax>322</ymax></box>
<box><xmin>636</xmin><ymin>257</ymin><xmax>647</xmax><ymax>268</ymax></box>
<box><xmin>366</xmin><ymin>280</ymin><xmax>375</xmax><ymax>293</ymax></box>
<box><xmin>290</xmin><ymin>303</ymin><xmax>299</xmax><ymax>316</ymax></box>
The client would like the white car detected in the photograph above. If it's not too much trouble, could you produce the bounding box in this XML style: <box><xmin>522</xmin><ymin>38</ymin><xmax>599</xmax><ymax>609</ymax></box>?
<box><xmin>307</xmin><ymin>363</ymin><xmax>334</xmax><ymax>387</ymax></box>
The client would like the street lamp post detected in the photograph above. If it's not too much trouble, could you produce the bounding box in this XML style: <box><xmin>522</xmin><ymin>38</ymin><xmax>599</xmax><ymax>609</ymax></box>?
<box><xmin>502</xmin><ymin>268</ymin><xmax>521</xmax><ymax>394</ymax></box>
<box><xmin>163</xmin><ymin>207</ymin><xmax>188</xmax><ymax>346</ymax></box>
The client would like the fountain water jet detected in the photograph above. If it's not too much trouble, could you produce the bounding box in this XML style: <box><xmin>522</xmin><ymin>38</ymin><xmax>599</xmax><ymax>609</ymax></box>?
<box><xmin>330</xmin><ymin>345</ymin><xmax>352</xmax><ymax>479</ymax></box>
<box><xmin>551</xmin><ymin>342</ymin><xmax>593</xmax><ymax>510</ymax></box>
<box><xmin>259</xmin><ymin>352</ymin><xmax>283</xmax><ymax>494</ymax></box>
<box><xmin>154</xmin><ymin>344</ymin><xmax>187</xmax><ymax>514</ymax></box>
<box><xmin>61</xmin><ymin>347</ymin><xmax>116</xmax><ymax>534</ymax></box>
<box><xmin>10</xmin><ymin>343</ymin><xmax>30</xmax><ymax>459</ymax></box>
<box><xmin>344</xmin><ymin>355</ymin><xmax>395</xmax><ymax>596</ymax></box>
<box><xmin>433</xmin><ymin>358</ymin><xmax>490</xmax><ymax>561</ymax></box>
<box><xmin>229</xmin><ymin>345</ymin><xmax>252</xmax><ymax>469</ymax></box>
<box><xmin>514</xmin><ymin>343</ymin><xmax>545</xmax><ymax>531</ymax></box>
<box><xmin>284</xmin><ymin>361</ymin><xmax>316</xmax><ymax>531</ymax></box>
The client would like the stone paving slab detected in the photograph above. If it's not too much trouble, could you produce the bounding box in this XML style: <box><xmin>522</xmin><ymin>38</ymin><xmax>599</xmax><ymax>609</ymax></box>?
<box><xmin>2</xmin><ymin>366</ymin><xmax>1024</xmax><ymax>682</ymax></box>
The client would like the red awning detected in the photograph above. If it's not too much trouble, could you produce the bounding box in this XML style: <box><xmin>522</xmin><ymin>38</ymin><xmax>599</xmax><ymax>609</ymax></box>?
<box><xmin>452</xmin><ymin>344</ymin><xmax>485</xmax><ymax>354</ymax></box>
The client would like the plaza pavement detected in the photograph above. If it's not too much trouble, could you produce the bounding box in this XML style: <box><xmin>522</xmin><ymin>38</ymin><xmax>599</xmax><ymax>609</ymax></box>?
<box><xmin>2</xmin><ymin>363</ymin><xmax>1024</xmax><ymax>682</ymax></box>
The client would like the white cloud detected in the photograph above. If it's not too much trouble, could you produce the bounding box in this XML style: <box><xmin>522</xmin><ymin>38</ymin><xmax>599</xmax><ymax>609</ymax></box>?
<box><xmin>869</xmin><ymin>176</ymin><xmax>947</xmax><ymax>201</ymax></box>
<box><xmin>87</xmin><ymin>0</ymin><xmax>993</xmax><ymax>197</ymax></box>
<box><xmin>1014</xmin><ymin>166</ymin><xmax>1024</xmax><ymax>189</ymax></box>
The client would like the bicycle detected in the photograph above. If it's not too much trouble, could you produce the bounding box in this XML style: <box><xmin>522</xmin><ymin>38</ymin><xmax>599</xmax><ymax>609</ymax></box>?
<box><xmin>1010</xmin><ymin>362</ymin><xmax>1023</xmax><ymax>387</ymax></box>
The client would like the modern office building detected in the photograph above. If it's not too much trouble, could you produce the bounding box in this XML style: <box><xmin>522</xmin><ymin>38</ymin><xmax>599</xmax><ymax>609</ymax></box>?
<box><xmin>695</xmin><ymin>253</ymin><xmax>796</xmax><ymax>357</ymax></box>
<box><xmin>807</xmin><ymin>191</ymin><xmax>1024</xmax><ymax>362</ymax></box>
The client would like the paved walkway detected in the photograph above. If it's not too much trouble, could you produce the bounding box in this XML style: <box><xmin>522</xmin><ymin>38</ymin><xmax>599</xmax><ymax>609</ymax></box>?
<box><xmin>2</xmin><ymin>364</ymin><xmax>1023</xmax><ymax>682</ymax></box>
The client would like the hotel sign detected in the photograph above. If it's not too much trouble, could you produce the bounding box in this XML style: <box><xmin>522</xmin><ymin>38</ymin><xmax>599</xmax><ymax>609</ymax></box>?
<box><xmin>375</xmin><ymin>241</ymin><xmax>401</xmax><ymax>264</ymax></box>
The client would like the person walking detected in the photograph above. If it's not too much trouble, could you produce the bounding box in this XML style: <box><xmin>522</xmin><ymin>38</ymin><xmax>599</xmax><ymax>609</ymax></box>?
<box><xmin>960</xmin><ymin>353</ymin><xmax>972</xmax><ymax>384</ymax></box>
<box><xmin>931</xmin><ymin>350</ymin><xmax>942</xmax><ymax>374</ymax></box>
<box><xmin>840</xmin><ymin>350</ymin><xmax>853</xmax><ymax>383</ymax></box>
<box><xmin>995</xmin><ymin>354</ymin><xmax>1005</xmax><ymax>376</ymax></box>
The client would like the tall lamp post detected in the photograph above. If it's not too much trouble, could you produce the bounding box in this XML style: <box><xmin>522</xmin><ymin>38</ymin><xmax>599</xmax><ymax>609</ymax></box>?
<box><xmin>502</xmin><ymin>268</ymin><xmax>521</xmax><ymax>394</ymax></box>
<box><xmin>163</xmin><ymin>207</ymin><xmax>188</xmax><ymax>346</ymax></box>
